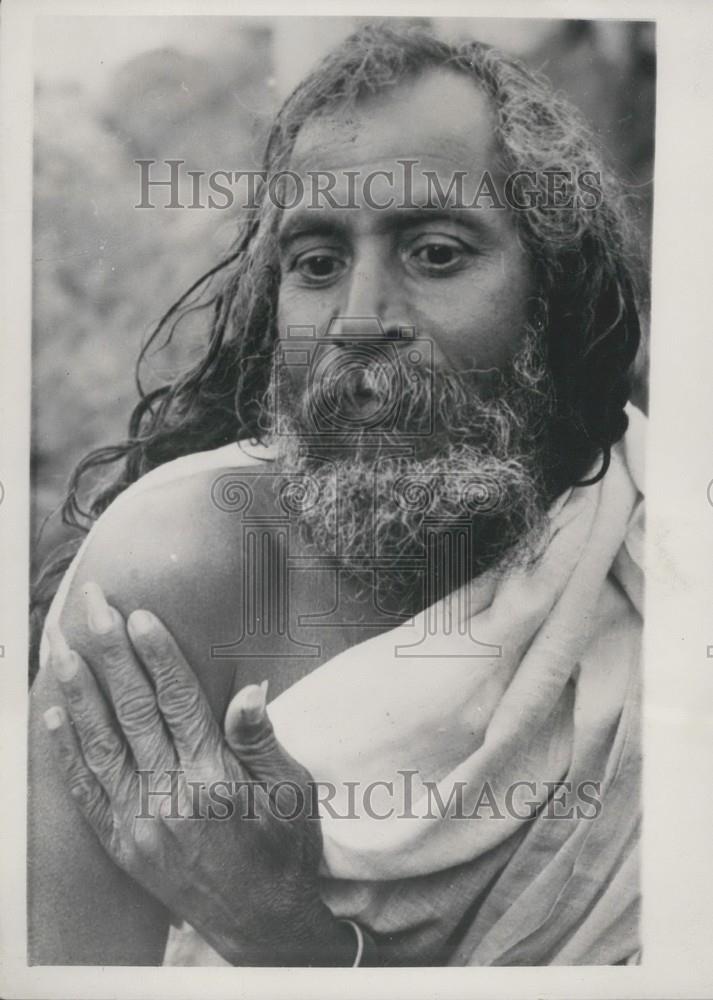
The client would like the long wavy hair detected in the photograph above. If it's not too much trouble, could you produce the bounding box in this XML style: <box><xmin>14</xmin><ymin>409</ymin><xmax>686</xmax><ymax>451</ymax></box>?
<box><xmin>30</xmin><ymin>21</ymin><xmax>643</xmax><ymax>670</ymax></box>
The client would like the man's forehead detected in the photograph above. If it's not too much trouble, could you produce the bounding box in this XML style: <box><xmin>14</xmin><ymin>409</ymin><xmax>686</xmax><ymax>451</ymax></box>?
<box><xmin>288</xmin><ymin>68</ymin><xmax>501</xmax><ymax>178</ymax></box>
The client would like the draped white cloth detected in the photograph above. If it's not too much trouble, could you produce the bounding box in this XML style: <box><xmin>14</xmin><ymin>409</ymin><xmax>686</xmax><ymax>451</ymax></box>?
<box><xmin>43</xmin><ymin>406</ymin><xmax>645</xmax><ymax>966</ymax></box>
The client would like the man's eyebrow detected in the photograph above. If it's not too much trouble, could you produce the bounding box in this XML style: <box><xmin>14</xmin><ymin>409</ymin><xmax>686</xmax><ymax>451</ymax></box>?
<box><xmin>278</xmin><ymin>211</ymin><xmax>344</xmax><ymax>248</ymax></box>
<box><xmin>278</xmin><ymin>206</ymin><xmax>499</xmax><ymax>248</ymax></box>
<box><xmin>385</xmin><ymin>207</ymin><xmax>499</xmax><ymax>240</ymax></box>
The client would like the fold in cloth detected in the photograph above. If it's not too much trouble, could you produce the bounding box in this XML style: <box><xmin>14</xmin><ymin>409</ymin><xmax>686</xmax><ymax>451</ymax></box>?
<box><xmin>267</xmin><ymin>406</ymin><xmax>644</xmax><ymax>965</ymax></box>
<box><xmin>43</xmin><ymin>406</ymin><xmax>644</xmax><ymax>966</ymax></box>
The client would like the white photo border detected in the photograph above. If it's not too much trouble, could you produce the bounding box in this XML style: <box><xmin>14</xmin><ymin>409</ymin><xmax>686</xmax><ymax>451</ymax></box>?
<box><xmin>2</xmin><ymin>1</ymin><xmax>712</xmax><ymax>997</ymax></box>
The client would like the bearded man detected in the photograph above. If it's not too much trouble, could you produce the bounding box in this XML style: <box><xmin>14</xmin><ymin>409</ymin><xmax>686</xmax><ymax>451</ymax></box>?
<box><xmin>28</xmin><ymin>21</ymin><xmax>645</xmax><ymax>967</ymax></box>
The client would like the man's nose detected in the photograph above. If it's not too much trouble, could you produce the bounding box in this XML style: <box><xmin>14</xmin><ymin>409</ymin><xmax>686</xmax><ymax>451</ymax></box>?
<box><xmin>329</xmin><ymin>247</ymin><xmax>410</xmax><ymax>340</ymax></box>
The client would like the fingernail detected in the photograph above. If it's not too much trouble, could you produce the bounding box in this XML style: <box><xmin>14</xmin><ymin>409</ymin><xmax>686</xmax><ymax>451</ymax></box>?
<box><xmin>47</xmin><ymin>623</ymin><xmax>78</xmax><ymax>682</ymax></box>
<box><xmin>43</xmin><ymin>706</ymin><xmax>64</xmax><ymax>731</ymax></box>
<box><xmin>240</xmin><ymin>683</ymin><xmax>267</xmax><ymax>724</ymax></box>
<box><xmin>84</xmin><ymin>582</ymin><xmax>115</xmax><ymax>634</ymax></box>
<box><xmin>127</xmin><ymin>609</ymin><xmax>155</xmax><ymax>638</ymax></box>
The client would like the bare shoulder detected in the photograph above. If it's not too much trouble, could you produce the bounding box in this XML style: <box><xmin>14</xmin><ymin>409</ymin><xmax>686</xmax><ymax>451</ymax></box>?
<box><xmin>83</xmin><ymin>466</ymin><xmax>257</xmax><ymax>594</ymax></box>
<box><xmin>77</xmin><ymin>466</ymin><xmax>259</xmax><ymax>600</ymax></box>
<box><xmin>53</xmin><ymin>464</ymin><xmax>281</xmax><ymax>715</ymax></box>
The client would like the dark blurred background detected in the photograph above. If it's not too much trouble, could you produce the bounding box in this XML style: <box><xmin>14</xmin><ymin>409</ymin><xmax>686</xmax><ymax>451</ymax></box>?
<box><xmin>32</xmin><ymin>16</ymin><xmax>655</xmax><ymax>574</ymax></box>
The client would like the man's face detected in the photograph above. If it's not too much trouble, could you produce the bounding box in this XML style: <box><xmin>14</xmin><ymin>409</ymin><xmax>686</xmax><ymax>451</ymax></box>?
<box><xmin>276</xmin><ymin>69</ymin><xmax>533</xmax><ymax>379</ymax></box>
<box><xmin>269</xmin><ymin>69</ymin><xmax>551</xmax><ymax>591</ymax></box>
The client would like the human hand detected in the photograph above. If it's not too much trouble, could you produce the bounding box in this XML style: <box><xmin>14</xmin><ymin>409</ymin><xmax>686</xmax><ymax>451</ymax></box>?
<box><xmin>42</xmin><ymin>584</ymin><xmax>358</xmax><ymax>966</ymax></box>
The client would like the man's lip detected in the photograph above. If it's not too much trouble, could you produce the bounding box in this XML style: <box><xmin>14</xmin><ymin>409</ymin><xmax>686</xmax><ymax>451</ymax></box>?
<box><xmin>338</xmin><ymin>392</ymin><xmax>384</xmax><ymax>419</ymax></box>
<box><xmin>350</xmin><ymin>385</ymin><xmax>380</xmax><ymax>405</ymax></box>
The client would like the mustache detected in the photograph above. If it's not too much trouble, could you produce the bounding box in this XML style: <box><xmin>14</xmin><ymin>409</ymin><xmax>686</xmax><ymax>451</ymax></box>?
<box><xmin>262</xmin><ymin>328</ymin><xmax>556</xmax><ymax>590</ymax></box>
<box><xmin>265</xmin><ymin>326</ymin><xmax>553</xmax><ymax>455</ymax></box>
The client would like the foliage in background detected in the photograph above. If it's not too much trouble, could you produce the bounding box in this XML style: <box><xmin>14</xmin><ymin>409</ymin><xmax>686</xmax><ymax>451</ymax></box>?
<box><xmin>32</xmin><ymin>19</ymin><xmax>654</xmax><ymax>572</ymax></box>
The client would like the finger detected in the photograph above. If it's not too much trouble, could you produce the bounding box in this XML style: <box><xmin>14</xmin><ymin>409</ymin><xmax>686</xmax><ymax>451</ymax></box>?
<box><xmin>47</xmin><ymin>622</ymin><xmax>136</xmax><ymax>807</ymax></box>
<box><xmin>126</xmin><ymin>608</ymin><xmax>223</xmax><ymax>767</ymax></box>
<box><xmin>82</xmin><ymin>582</ymin><xmax>176</xmax><ymax>774</ymax></box>
<box><xmin>42</xmin><ymin>704</ymin><xmax>114</xmax><ymax>845</ymax></box>
<box><xmin>225</xmin><ymin>681</ymin><xmax>311</xmax><ymax>790</ymax></box>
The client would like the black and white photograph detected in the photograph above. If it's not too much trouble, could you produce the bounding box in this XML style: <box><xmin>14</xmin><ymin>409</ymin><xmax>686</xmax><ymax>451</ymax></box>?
<box><xmin>1</xmin><ymin>2</ymin><xmax>713</xmax><ymax>997</ymax></box>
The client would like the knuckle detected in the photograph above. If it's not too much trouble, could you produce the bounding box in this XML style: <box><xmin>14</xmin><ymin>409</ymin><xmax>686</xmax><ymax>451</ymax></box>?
<box><xmin>98</xmin><ymin>633</ymin><xmax>131</xmax><ymax>670</ymax></box>
<box><xmin>67</xmin><ymin>771</ymin><xmax>95</xmax><ymax>802</ymax></box>
<box><xmin>67</xmin><ymin>774</ymin><xmax>111</xmax><ymax>834</ymax></box>
<box><xmin>82</xmin><ymin>725</ymin><xmax>124</xmax><ymax>773</ymax></box>
<box><xmin>135</xmin><ymin>734</ymin><xmax>172</xmax><ymax>773</ymax></box>
<box><xmin>231</xmin><ymin>719</ymin><xmax>277</xmax><ymax>755</ymax></box>
<box><xmin>62</xmin><ymin>676</ymin><xmax>89</xmax><ymax>712</ymax></box>
<box><xmin>160</xmin><ymin>680</ymin><xmax>203</xmax><ymax>721</ymax></box>
<box><xmin>114</xmin><ymin>688</ymin><xmax>159</xmax><ymax>732</ymax></box>
<box><xmin>54</xmin><ymin>731</ymin><xmax>78</xmax><ymax>768</ymax></box>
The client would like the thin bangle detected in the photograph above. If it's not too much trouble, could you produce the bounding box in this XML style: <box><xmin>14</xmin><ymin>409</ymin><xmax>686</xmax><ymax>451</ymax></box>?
<box><xmin>338</xmin><ymin>918</ymin><xmax>365</xmax><ymax>966</ymax></box>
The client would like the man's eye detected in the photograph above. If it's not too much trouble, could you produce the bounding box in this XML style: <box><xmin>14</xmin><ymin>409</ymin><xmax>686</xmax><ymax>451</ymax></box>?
<box><xmin>293</xmin><ymin>252</ymin><xmax>345</xmax><ymax>284</ymax></box>
<box><xmin>411</xmin><ymin>241</ymin><xmax>469</xmax><ymax>274</ymax></box>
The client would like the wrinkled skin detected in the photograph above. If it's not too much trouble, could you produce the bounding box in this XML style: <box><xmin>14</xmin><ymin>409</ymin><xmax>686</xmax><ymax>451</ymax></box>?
<box><xmin>31</xmin><ymin>68</ymin><xmax>537</xmax><ymax>966</ymax></box>
<box><xmin>42</xmin><ymin>586</ymin><xmax>355</xmax><ymax>966</ymax></box>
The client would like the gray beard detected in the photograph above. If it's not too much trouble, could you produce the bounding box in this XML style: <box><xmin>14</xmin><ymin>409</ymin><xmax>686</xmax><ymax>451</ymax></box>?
<box><xmin>263</xmin><ymin>328</ymin><xmax>556</xmax><ymax>607</ymax></box>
